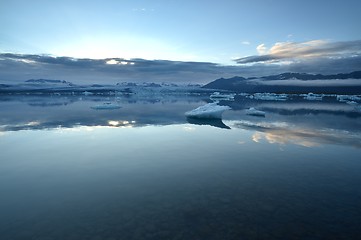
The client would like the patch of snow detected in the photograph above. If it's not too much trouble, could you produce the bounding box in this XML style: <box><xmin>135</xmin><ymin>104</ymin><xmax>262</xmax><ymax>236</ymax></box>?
<box><xmin>185</xmin><ymin>102</ymin><xmax>231</xmax><ymax>119</ymax></box>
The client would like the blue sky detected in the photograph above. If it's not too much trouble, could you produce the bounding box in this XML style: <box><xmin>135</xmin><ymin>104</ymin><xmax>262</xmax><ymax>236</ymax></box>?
<box><xmin>1</xmin><ymin>0</ymin><xmax>361</xmax><ymax>83</ymax></box>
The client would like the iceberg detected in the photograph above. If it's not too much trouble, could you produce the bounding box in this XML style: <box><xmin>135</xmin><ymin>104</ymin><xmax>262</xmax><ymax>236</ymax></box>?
<box><xmin>248</xmin><ymin>93</ymin><xmax>288</xmax><ymax>101</ymax></box>
<box><xmin>303</xmin><ymin>93</ymin><xmax>323</xmax><ymax>101</ymax></box>
<box><xmin>346</xmin><ymin>101</ymin><xmax>358</xmax><ymax>105</ymax></box>
<box><xmin>245</xmin><ymin>107</ymin><xmax>266</xmax><ymax>117</ymax></box>
<box><xmin>210</xmin><ymin>92</ymin><xmax>236</xmax><ymax>101</ymax></box>
<box><xmin>82</xmin><ymin>91</ymin><xmax>94</xmax><ymax>96</ymax></box>
<box><xmin>91</xmin><ymin>102</ymin><xmax>121</xmax><ymax>110</ymax></box>
<box><xmin>185</xmin><ymin>102</ymin><xmax>231</xmax><ymax>119</ymax></box>
<box><xmin>337</xmin><ymin>95</ymin><xmax>361</xmax><ymax>102</ymax></box>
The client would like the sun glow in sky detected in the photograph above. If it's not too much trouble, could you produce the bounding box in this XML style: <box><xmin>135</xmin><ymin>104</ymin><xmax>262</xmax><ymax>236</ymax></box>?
<box><xmin>1</xmin><ymin>0</ymin><xmax>361</xmax><ymax>83</ymax></box>
<box><xmin>1</xmin><ymin>0</ymin><xmax>361</xmax><ymax>64</ymax></box>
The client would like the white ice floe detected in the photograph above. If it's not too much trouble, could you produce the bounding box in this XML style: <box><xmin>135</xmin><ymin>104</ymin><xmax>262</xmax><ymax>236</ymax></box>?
<box><xmin>302</xmin><ymin>93</ymin><xmax>323</xmax><ymax>101</ymax></box>
<box><xmin>91</xmin><ymin>102</ymin><xmax>121</xmax><ymax>110</ymax></box>
<box><xmin>247</xmin><ymin>93</ymin><xmax>288</xmax><ymax>101</ymax></box>
<box><xmin>337</xmin><ymin>95</ymin><xmax>361</xmax><ymax>102</ymax></box>
<box><xmin>245</xmin><ymin>107</ymin><xmax>266</xmax><ymax>117</ymax></box>
<box><xmin>210</xmin><ymin>92</ymin><xmax>236</xmax><ymax>101</ymax></box>
<box><xmin>185</xmin><ymin>102</ymin><xmax>231</xmax><ymax>119</ymax></box>
<box><xmin>346</xmin><ymin>101</ymin><xmax>358</xmax><ymax>105</ymax></box>
<box><xmin>82</xmin><ymin>91</ymin><xmax>94</xmax><ymax>96</ymax></box>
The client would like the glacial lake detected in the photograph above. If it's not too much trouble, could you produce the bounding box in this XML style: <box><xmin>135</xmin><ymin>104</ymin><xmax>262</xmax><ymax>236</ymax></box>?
<box><xmin>1</xmin><ymin>94</ymin><xmax>361</xmax><ymax>239</ymax></box>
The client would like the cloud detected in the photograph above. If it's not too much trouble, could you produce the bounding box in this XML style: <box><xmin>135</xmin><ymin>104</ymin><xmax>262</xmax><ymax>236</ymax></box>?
<box><xmin>235</xmin><ymin>40</ymin><xmax>361</xmax><ymax>64</ymax></box>
<box><xmin>234</xmin><ymin>54</ymin><xmax>281</xmax><ymax>64</ymax></box>
<box><xmin>241</xmin><ymin>41</ymin><xmax>250</xmax><ymax>45</ymax></box>
<box><xmin>256</xmin><ymin>43</ymin><xmax>267</xmax><ymax>54</ymax></box>
<box><xmin>1</xmin><ymin>43</ymin><xmax>361</xmax><ymax>84</ymax></box>
<box><xmin>252</xmin><ymin>78</ymin><xmax>361</xmax><ymax>86</ymax></box>
<box><xmin>0</xmin><ymin>53</ymin><xmax>251</xmax><ymax>84</ymax></box>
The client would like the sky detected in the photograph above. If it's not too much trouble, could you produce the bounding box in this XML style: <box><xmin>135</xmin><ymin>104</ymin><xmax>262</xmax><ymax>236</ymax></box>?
<box><xmin>1</xmin><ymin>0</ymin><xmax>361</xmax><ymax>83</ymax></box>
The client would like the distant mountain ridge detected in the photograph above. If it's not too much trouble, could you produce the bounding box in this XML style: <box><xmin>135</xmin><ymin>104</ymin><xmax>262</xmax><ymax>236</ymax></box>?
<box><xmin>259</xmin><ymin>71</ymin><xmax>361</xmax><ymax>80</ymax></box>
<box><xmin>202</xmin><ymin>71</ymin><xmax>361</xmax><ymax>94</ymax></box>
<box><xmin>25</xmin><ymin>79</ymin><xmax>75</xmax><ymax>86</ymax></box>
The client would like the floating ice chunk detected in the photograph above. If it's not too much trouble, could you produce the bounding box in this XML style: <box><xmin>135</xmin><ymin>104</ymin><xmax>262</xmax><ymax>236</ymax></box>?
<box><xmin>303</xmin><ymin>93</ymin><xmax>323</xmax><ymax>101</ymax></box>
<box><xmin>349</xmin><ymin>96</ymin><xmax>361</xmax><ymax>101</ymax></box>
<box><xmin>91</xmin><ymin>102</ymin><xmax>121</xmax><ymax>110</ymax></box>
<box><xmin>185</xmin><ymin>102</ymin><xmax>231</xmax><ymax>119</ymax></box>
<box><xmin>337</xmin><ymin>95</ymin><xmax>361</xmax><ymax>102</ymax></box>
<box><xmin>82</xmin><ymin>91</ymin><xmax>94</xmax><ymax>96</ymax></box>
<box><xmin>346</xmin><ymin>101</ymin><xmax>358</xmax><ymax>105</ymax></box>
<box><xmin>210</xmin><ymin>92</ymin><xmax>236</xmax><ymax>101</ymax></box>
<box><xmin>248</xmin><ymin>93</ymin><xmax>288</xmax><ymax>101</ymax></box>
<box><xmin>337</xmin><ymin>95</ymin><xmax>347</xmax><ymax>102</ymax></box>
<box><xmin>245</xmin><ymin>107</ymin><xmax>266</xmax><ymax>117</ymax></box>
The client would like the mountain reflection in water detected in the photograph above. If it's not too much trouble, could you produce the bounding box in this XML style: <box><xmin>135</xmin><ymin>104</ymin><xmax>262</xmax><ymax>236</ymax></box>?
<box><xmin>1</xmin><ymin>95</ymin><xmax>360</xmax><ymax>148</ymax></box>
<box><xmin>1</xmin><ymin>94</ymin><xmax>361</xmax><ymax>240</ymax></box>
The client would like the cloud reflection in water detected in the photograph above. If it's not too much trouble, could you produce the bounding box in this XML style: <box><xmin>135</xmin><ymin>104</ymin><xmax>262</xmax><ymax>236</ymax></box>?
<box><xmin>1</xmin><ymin>95</ymin><xmax>361</xmax><ymax>150</ymax></box>
<box><xmin>233</xmin><ymin>120</ymin><xmax>361</xmax><ymax>148</ymax></box>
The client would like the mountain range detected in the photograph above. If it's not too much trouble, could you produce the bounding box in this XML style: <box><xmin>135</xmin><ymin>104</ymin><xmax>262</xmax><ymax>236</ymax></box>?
<box><xmin>202</xmin><ymin>71</ymin><xmax>361</xmax><ymax>94</ymax></box>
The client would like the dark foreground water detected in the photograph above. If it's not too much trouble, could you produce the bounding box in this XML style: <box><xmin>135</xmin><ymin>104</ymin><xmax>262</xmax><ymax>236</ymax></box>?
<box><xmin>1</xmin><ymin>95</ymin><xmax>361</xmax><ymax>239</ymax></box>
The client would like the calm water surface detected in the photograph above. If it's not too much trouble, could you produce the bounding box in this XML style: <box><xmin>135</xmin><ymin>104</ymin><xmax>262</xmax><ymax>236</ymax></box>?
<box><xmin>1</xmin><ymin>96</ymin><xmax>361</xmax><ymax>239</ymax></box>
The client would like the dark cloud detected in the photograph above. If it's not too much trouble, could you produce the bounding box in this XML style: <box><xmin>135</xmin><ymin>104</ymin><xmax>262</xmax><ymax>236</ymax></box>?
<box><xmin>235</xmin><ymin>55</ymin><xmax>282</xmax><ymax>64</ymax></box>
<box><xmin>1</xmin><ymin>53</ymin><xmax>249</xmax><ymax>84</ymax></box>
<box><xmin>252</xmin><ymin>78</ymin><xmax>361</xmax><ymax>86</ymax></box>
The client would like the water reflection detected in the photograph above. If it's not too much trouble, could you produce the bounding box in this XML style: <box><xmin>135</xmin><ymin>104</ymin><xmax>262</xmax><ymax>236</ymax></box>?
<box><xmin>232</xmin><ymin>120</ymin><xmax>361</xmax><ymax>148</ymax></box>
<box><xmin>187</xmin><ymin>118</ymin><xmax>231</xmax><ymax>129</ymax></box>
<box><xmin>1</xmin><ymin>95</ymin><xmax>361</xmax><ymax>149</ymax></box>
<box><xmin>1</xmin><ymin>96</ymin><xmax>361</xmax><ymax>240</ymax></box>
<box><xmin>0</xmin><ymin>96</ymin><xmax>204</xmax><ymax>131</ymax></box>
